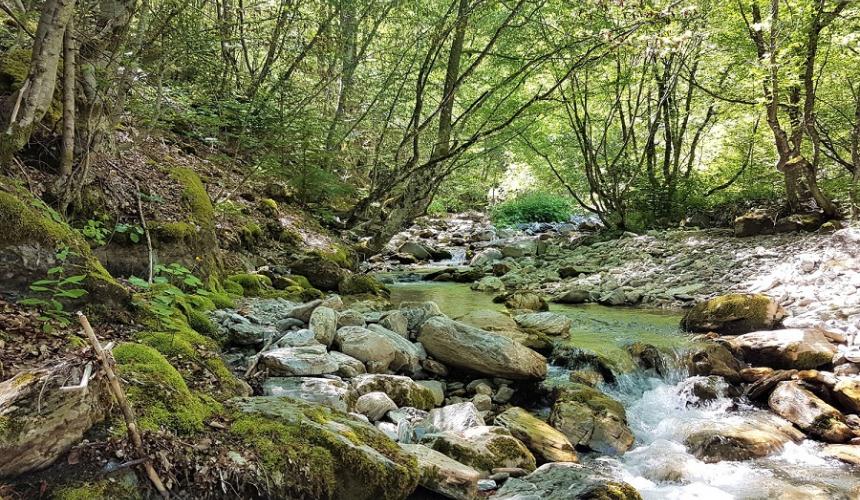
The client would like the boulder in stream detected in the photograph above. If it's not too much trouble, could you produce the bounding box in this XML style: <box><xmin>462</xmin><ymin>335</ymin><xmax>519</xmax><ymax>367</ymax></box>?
<box><xmin>400</xmin><ymin>443</ymin><xmax>480</xmax><ymax>500</ymax></box>
<box><xmin>684</xmin><ymin>413</ymin><xmax>804</xmax><ymax>462</ymax></box>
<box><xmin>493</xmin><ymin>462</ymin><xmax>641</xmax><ymax>500</ymax></box>
<box><xmin>548</xmin><ymin>383</ymin><xmax>634</xmax><ymax>455</ymax></box>
<box><xmin>420</xmin><ymin>426</ymin><xmax>536</xmax><ymax>474</ymax></box>
<box><xmin>681</xmin><ymin>294</ymin><xmax>785</xmax><ymax>335</ymax></box>
<box><xmin>513</xmin><ymin>312</ymin><xmax>572</xmax><ymax>337</ymax></box>
<box><xmin>418</xmin><ymin>316</ymin><xmax>547</xmax><ymax>380</ymax></box>
<box><xmin>768</xmin><ymin>381</ymin><xmax>852</xmax><ymax>443</ymax></box>
<box><xmin>727</xmin><ymin>329</ymin><xmax>837</xmax><ymax>370</ymax></box>
<box><xmin>495</xmin><ymin>407</ymin><xmax>579</xmax><ymax>463</ymax></box>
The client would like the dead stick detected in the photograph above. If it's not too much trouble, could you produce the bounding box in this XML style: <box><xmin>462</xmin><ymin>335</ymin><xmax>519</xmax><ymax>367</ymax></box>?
<box><xmin>78</xmin><ymin>312</ymin><xmax>169</xmax><ymax>498</ymax></box>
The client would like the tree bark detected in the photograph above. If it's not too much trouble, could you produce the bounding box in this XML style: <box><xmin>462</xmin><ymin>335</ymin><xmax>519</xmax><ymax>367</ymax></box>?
<box><xmin>60</xmin><ymin>17</ymin><xmax>75</xmax><ymax>177</ymax></box>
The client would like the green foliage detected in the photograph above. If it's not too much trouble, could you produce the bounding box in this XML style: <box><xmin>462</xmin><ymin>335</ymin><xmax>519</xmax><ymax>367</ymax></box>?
<box><xmin>128</xmin><ymin>263</ymin><xmax>207</xmax><ymax>319</ymax></box>
<box><xmin>491</xmin><ymin>192</ymin><xmax>571</xmax><ymax>227</ymax></box>
<box><xmin>79</xmin><ymin>218</ymin><xmax>110</xmax><ymax>246</ymax></box>
<box><xmin>20</xmin><ymin>246</ymin><xmax>88</xmax><ymax>332</ymax></box>
<box><xmin>226</xmin><ymin>273</ymin><xmax>272</xmax><ymax>295</ymax></box>
<box><xmin>113</xmin><ymin>222</ymin><xmax>145</xmax><ymax>244</ymax></box>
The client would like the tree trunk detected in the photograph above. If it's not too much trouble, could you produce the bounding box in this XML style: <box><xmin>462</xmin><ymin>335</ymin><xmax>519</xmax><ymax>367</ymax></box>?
<box><xmin>0</xmin><ymin>0</ymin><xmax>76</xmax><ymax>162</ymax></box>
<box><xmin>60</xmin><ymin>17</ymin><xmax>75</xmax><ymax>177</ymax></box>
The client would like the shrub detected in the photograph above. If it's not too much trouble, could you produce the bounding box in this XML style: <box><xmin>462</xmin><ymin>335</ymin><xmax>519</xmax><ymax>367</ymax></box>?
<box><xmin>491</xmin><ymin>192</ymin><xmax>571</xmax><ymax>227</ymax></box>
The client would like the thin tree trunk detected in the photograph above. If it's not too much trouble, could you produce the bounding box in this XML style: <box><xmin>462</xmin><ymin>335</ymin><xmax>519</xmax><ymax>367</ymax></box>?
<box><xmin>60</xmin><ymin>17</ymin><xmax>75</xmax><ymax>177</ymax></box>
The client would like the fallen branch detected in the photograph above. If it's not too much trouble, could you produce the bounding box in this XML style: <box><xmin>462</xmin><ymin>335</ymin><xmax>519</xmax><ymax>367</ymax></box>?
<box><xmin>243</xmin><ymin>332</ymin><xmax>282</xmax><ymax>378</ymax></box>
<box><xmin>78</xmin><ymin>312</ymin><xmax>169</xmax><ymax>498</ymax></box>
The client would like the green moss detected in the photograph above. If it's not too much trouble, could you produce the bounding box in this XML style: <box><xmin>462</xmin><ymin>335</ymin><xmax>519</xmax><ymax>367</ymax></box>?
<box><xmin>222</xmin><ymin>279</ymin><xmax>245</xmax><ymax>296</ymax></box>
<box><xmin>682</xmin><ymin>293</ymin><xmax>778</xmax><ymax>334</ymax></box>
<box><xmin>241</xmin><ymin>223</ymin><xmax>264</xmax><ymax>247</ymax></box>
<box><xmin>314</xmin><ymin>246</ymin><xmax>356</xmax><ymax>271</ymax></box>
<box><xmin>150</xmin><ymin>221</ymin><xmax>195</xmax><ymax>242</ymax></box>
<box><xmin>210</xmin><ymin>291</ymin><xmax>236</xmax><ymax>309</ymax></box>
<box><xmin>113</xmin><ymin>343</ymin><xmax>215</xmax><ymax>433</ymax></box>
<box><xmin>277</xmin><ymin>228</ymin><xmax>303</xmax><ymax>245</ymax></box>
<box><xmin>53</xmin><ymin>480</ymin><xmax>141</xmax><ymax>500</ymax></box>
<box><xmin>286</xmin><ymin>274</ymin><xmax>313</xmax><ymax>289</ymax></box>
<box><xmin>555</xmin><ymin>382</ymin><xmax>627</xmax><ymax>419</ymax></box>
<box><xmin>338</xmin><ymin>274</ymin><xmax>390</xmax><ymax>297</ymax></box>
<box><xmin>169</xmin><ymin>168</ymin><xmax>214</xmax><ymax>229</ymax></box>
<box><xmin>184</xmin><ymin>308</ymin><xmax>215</xmax><ymax>334</ymax></box>
<box><xmin>260</xmin><ymin>198</ymin><xmax>278</xmax><ymax>213</ymax></box>
<box><xmin>0</xmin><ymin>48</ymin><xmax>30</xmax><ymax>93</ymax></box>
<box><xmin>226</xmin><ymin>273</ymin><xmax>272</xmax><ymax>295</ymax></box>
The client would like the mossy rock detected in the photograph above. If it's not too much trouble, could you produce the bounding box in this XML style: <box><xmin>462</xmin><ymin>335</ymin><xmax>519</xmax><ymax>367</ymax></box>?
<box><xmin>681</xmin><ymin>294</ymin><xmax>785</xmax><ymax>335</ymax></box>
<box><xmin>222</xmin><ymin>279</ymin><xmax>245</xmax><ymax>296</ymax></box>
<box><xmin>0</xmin><ymin>184</ymin><xmax>129</xmax><ymax>308</ymax></box>
<box><xmin>149</xmin><ymin>221</ymin><xmax>196</xmax><ymax>242</ymax></box>
<box><xmin>338</xmin><ymin>274</ymin><xmax>390</xmax><ymax>298</ymax></box>
<box><xmin>210</xmin><ymin>291</ymin><xmax>236</xmax><ymax>309</ymax></box>
<box><xmin>52</xmin><ymin>479</ymin><xmax>141</xmax><ymax>500</ymax></box>
<box><xmin>259</xmin><ymin>198</ymin><xmax>278</xmax><ymax>214</ymax></box>
<box><xmin>291</xmin><ymin>254</ymin><xmax>348</xmax><ymax>291</ymax></box>
<box><xmin>0</xmin><ymin>48</ymin><xmax>30</xmax><ymax>94</ymax></box>
<box><xmin>113</xmin><ymin>343</ymin><xmax>216</xmax><ymax>434</ymax></box>
<box><xmin>228</xmin><ymin>396</ymin><xmax>419</xmax><ymax>500</ymax></box>
<box><xmin>226</xmin><ymin>273</ymin><xmax>272</xmax><ymax>295</ymax></box>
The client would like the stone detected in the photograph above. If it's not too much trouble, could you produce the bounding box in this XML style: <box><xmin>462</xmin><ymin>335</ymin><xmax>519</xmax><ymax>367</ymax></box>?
<box><xmin>366</xmin><ymin>324</ymin><xmax>426</xmax><ymax>373</ymax></box>
<box><xmin>400</xmin><ymin>443</ymin><xmax>480</xmax><ymax>500</ymax></box>
<box><xmin>821</xmin><ymin>444</ymin><xmax>860</xmax><ymax>465</ymax></box>
<box><xmin>501</xmin><ymin>292</ymin><xmax>549</xmax><ymax>312</ymax></box>
<box><xmin>419</xmin><ymin>316</ymin><xmax>547</xmax><ymax>380</ymax></box>
<box><xmin>379</xmin><ymin>311</ymin><xmax>409</xmax><ymax>337</ymax></box>
<box><xmin>548</xmin><ymin>383</ymin><xmax>634</xmax><ymax>455</ymax></box>
<box><xmin>745</xmin><ymin>369</ymin><xmax>796</xmax><ymax>400</ymax></box>
<box><xmin>0</xmin><ymin>368</ymin><xmax>108</xmax><ymax>478</ymax></box>
<box><xmin>262</xmin><ymin>377</ymin><xmax>354</xmax><ymax>412</ymax></box>
<box><xmin>321</xmin><ymin>294</ymin><xmax>344</xmax><ymax>311</ymax></box>
<box><xmin>274</xmin><ymin>328</ymin><xmax>318</xmax><ymax>348</ymax></box>
<box><xmin>398</xmin><ymin>241</ymin><xmax>432</xmax><ymax>260</ymax></box>
<box><xmin>336</xmin><ymin>309</ymin><xmax>367</xmax><ymax>328</ymax></box>
<box><xmin>493</xmin><ymin>462</ymin><xmax>641</xmax><ymax>500</ymax></box>
<box><xmin>334</xmin><ymin>326</ymin><xmax>398</xmax><ymax>373</ymax></box>
<box><xmin>472</xmin><ymin>276</ymin><xmax>505</xmax><ymax>292</ymax></box>
<box><xmin>470</xmin><ymin>248</ymin><xmax>503</xmax><ymax>266</ymax></box>
<box><xmin>685</xmin><ymin>342</ymin><xmax>744</xmax><ymax>383</ymax></box>
<box><xmin>329</xmin><ymin>350</ymin><xmax>367</xmax><ymax>378</ymax></box>
<box><xmin>286</xmin><ymin>299</ymin><xmax>323</xmax><ymax>323</ymax></box>
<box><xmin>493</xmin><ymin>386</ymin><xmax>515</xmax><ymax>404</ymax></box>
<box><xmin>728</xmin><ymin>329</ymin><xmax>837</xmax><ymax>370</ymax></box>
<box><xmin>260</xmin><ymin>344</ymin><xmax>339</xmax><ymax>376</ymax></box>
<box><xmin>356</xmin><ymin>392</ymin><xmax>398</xmax><ymax>421</ymax></box>
<box><xmin>500</xmin><ymin>239</ymin><xmax>538</xmax><ymax>258</ymax></box>
<box><xmin>552</xmin><ymin>288</ymin><xmax>592</xmax><ymax>304</ymax></box>
<box><xmin>684</xmin><ymin>413</ymin><xmax>804</xmax><ymax>462</ymax></box>
<box><xmin>399</xmin><ymin>301</ymin><xmax>445</xmax><ymax>332</ymax></box>
<box><xmin>419</xmin><ymin>402</ymin><xmax>486</xmax><ymax>434</ymax></box>
<box><xmin>456</xmin><ymin>310</ymin><xmax>551</xmax><ymax>351</ymax></box>
<box><xmin>416</xmin><ymin>380</ymin><xmax>446</xmax><ymax>406</ymax></box>
<box><xmin>681</xmin><ymin>294</ymin><xmax>785</xmax><ymax>335</ymax></box>
<box><xmin>513</xmin><ymin>312</ymin><xmax>572</xmax><ymax>337</ymax></box>
<box><xmin>495</xmin><ymin>407</ymin><xmax>579</xmax><ymax>463</ymax></box>
<box><xmin>309</xmin><ymin>306</ymin><xmax>338</xmax><ymax>346</ymax></box>
<box><xmin>351</xmin><ymin>374</ymin><xmax>437</xmax><ymax>410</ymax></box>
<box><xmin>420</xmin><ymin>426</ymin><xmax>536</xmax><ymax>474</ymax></box>
<box><xmin>834</xmin><ymin>378</ymin><xmax>860</xmax><ymax>413</ymax></box>
<box><xmin>275</xmin><ymin>317</ymin><xmax>305</xmax><ymax>332</ymax></box>
<box><xmin>768</xmin><ymin>381</ymin><xmax>852</xmax><ymax>443</ymax></box>
<box><xmin>290</xmin><ymin>255</ymin><xmax>348</xmax><ymax>291</ymax></box>
<box><xmin>472</xmin><ymin>394</ymin><xmax>493</xmax><ymax>412</ymax></box>
<box><xmin>228</xmin><ymin>397</ymin><xmax>418</xmax><ymax>500</ymax></box>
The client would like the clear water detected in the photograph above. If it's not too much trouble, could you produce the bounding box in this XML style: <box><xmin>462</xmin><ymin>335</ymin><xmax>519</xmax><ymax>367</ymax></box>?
<box><xmin>387</xmin><ymin>280</ymin><xmax>860</xmax><ymax>499</ymax></box>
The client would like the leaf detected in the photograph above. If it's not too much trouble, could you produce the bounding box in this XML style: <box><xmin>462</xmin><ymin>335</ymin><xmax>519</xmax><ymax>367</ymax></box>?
<box><xmin>19</xmin><ymin>298</ymin><xmax>48</xmax><ymax>306</ymax></box>
<box><xmin>59</xmin><ymin>275</ymin><xmax>87</xmax><ymax>285</ymax></box>
<box><xmin>32</xmin><ymin>279</ymin><xmax>58</xmax><ymax>286</ymax></box>
<box><xmin>130</xmin><ymin>233</ymin><xmax>140</xmax><ymax>243</ymax></box>
<box><xmin>56</xmin><ymin>288</ymin><xmax>88</xmax><ymax>299</ymax></box>
<box><xmin>183</xmin><ymin>276</ymin><xmax>203</xmax><ymax>287</ymax></box>
<box><xmin>47</xmin><ymin>266</ymin><xmax>64</xmax><ymax>275</ymax></box>
<box><xmin>128</xmin><ymin>276</ymin><xmax>151</xmax><ymax>288</ymax></box>
<box><xmin>50</xmin><ymin>300</ymin><xmax>64</xmax><ymax>311</ymax></box>
<box><xmin>29</xmin><ymin>285</ymin><xmax>54</xmax><ymax>293</ymax></box>
<box><xmin>154</xmin><ymin>277</ymin><xmax>169</xmax><ymax>284</ymax></box>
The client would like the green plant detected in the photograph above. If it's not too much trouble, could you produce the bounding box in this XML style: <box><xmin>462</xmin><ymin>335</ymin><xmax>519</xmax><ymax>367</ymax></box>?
<box><xmin>491</xmin><ymin>192</ymin><xmax>571</xmax><ymax>227</ymax></box>
<box><xmin>19</xmin><ymin>246</ymin><xmax>88</xmax><ymax>331</ymax></box>
<box><xmin>129</xmin><ymin>263</ymin><xmax>208</xmax><ymax>318</ymax></box>
<box><xmin>79</xmin><ymin>218</ymin><xmax>110</xmax><ymax>246</ymax></box>
<box><xmin>114</xmin><ymin>222</ymin><xmax>145</xmax><ymax>243</ymax></box>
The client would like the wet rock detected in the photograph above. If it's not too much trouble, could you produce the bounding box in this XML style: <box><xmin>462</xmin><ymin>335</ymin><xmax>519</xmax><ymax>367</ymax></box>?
<box><xmin>472</xmin><ymin>276</ymin><xmax>505</xmax><ymax>292</ymax></box>
<box><xmin>419</xmin><ymin>402</ymin><xmax>486</xmax><ymax>434</ymax></box>
<box><xmin>309</xmin><ymin>306</ymin><xmax>338</xmax><ymax>346</ymax></box>
<box><xmin>260</xmin><ymin>344</ymin><xmax>339</xmax><ymax>376</ymax></box>
<box><xmin>495</xmin><ymin>407</ymin><xmax>579</xmax><ymax>463</ymax></box>
<box><xmin>420</xmin><ymin>426</ymin><xmax>536</xmax><ymax>474</ymax></box>
<box><xmin>687</xmin><ymin>342</ymin><xmax>744</xmax><ymax>382</ymax></box>
<box><xmin>497</xmin><ymin>292</ymin><xmax>549</xmax><ymax>312</ymax></box>
<box><xmin>740</xmin><ymin>367</ymin><xmax>775</xmax><ymax>382</ymax></box>
<box><xmin>356</xmin><ymin>392</ymin><xmax>398</xmax><ymax>421</ymax></box>
<box><xmin>399</xmin><ymin>242</ymin><xmax>433</xmax><ymax>260</ymax></box>
<box><xmin>681</xmin><ymin>293</ymin><xmax>785</xmax><ymax>335</ymax></box>
<box><xmin>456</xmin><ymin>310</ymin><xmax>551</xmax><ymax>351</ymax></box>
<box><xmin>627</xmin><ymin>342</ymin><xmax>667</xmax><ymax>377</ymax></box>
<box><xmin>351</xmin><ymin>374</ymin><xmax>437</xmax><ymax>411</ymax></box>
<box><xmin>834</xmin><ymin>378</ymin><xmax>860</xmax><ymax>413</ymax></box>
<box><xmin>493</xmin><ymin>462</ymin><xmax>641</xmax><ymax>500</ymax></box>
<box><xmin>768</xmin><ymin>381</ymin><xmax>852</xmax><ymax>443</ymax></box>
<box><xmin>262</xmin><ymin>377</ymin><xmax>354</xmax><ymax>412</ymax></box>
<box><xmin>728</xmin><ymin>329</ymin><xmax>837</xmax><ymax>370</ymax></box>
<box><xmin>548</xmin><ymin>383</ymin><xmax>634</xmax><ymax>455</ymax></box>
<box><xmin>513</xmin><ymin>312</ymin><xmax>572</xmax><ymax>337</ymax></box>
<box><xmin>745</xmin><ymin>369</ymin><xmax>796</xmax><ymax>400</ymax></box>
<box><xmin>400</xmin><ymin>443</ymin><xmax>480</xmax><ymax>500</ymax></box>
<box><xmin>821</xmin><ymin>444</ymin><xmax>860</xmax><ymax>465</ymax></box>
<box><xmin>552</xmin><ymin>288</ymin><xmax>592</xmax><ymax>304</ymax></box>
<box><xmin>419</xmin><ymin>316</ymin><xmax>547</xmax><ymax>380</ymax></box>
<box><xmin>685</xmin><ymin>413</ymin><xmax>804</xmax><ymax>462</ymax></box>
<box><xmin>329</xmin><ymin>351</ymin><xmax>367</xmax><ymax>378</ymax></box>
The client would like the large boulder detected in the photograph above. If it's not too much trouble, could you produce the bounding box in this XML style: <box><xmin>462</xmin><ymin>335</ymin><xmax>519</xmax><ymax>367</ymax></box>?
<box><xmin>768</xmin><ymin>381</ymin><xmax>852</xmax><ymax>443</ymax></box>
<box><xmin>228</xmin><ymin>397</ymin><xmax>418</xmax><ymax>500</ymax></box>
<box><xmin>495</xmin><ymin>407</ymin><xmax>579</xmax><ymax>463</ymax></box>
<box><xmin>471</xmin><ymin>276</ymin><xmax>505</xmax><ymax>292</ymax></box>
<box><xmin>0</xmin><ymin>367</ymin><xmax>108</xmax><ymax>478</ymax></box>
<box><xmin>366</xmin><ymin>324</ymin><xmax>426</xmax><ymax>373</ymax></box>
<box><xmin>684</xmin><ymin>413</ymin><xmax>804</xmax><ymax>462</ymax></box>
<box><xmin>727</xmin><ymin>329</ymin><xmax>837</xmax><ymax>370</ymax></box>
<box><xmin>309</xmin><ymin>306</ymin><xmax>338</xmax><ymax>346</ymax></box>
<box><xmin>260</xmin><ymin>344</ymin><xmax>339</xmax><ymax>376</ymax></box>
<box><xmin>355</xmin><ymin>392</ymin><xmax>398</xmax><ymax>421</ymax></box>
<box><xmin>514</xmin><ymin>312</ymin><xmax>572</xmax><ymax>337</ymax></box>
<box><xmin>420</xmin><ymin>426</ymin><xmax>536</xmax><ymax>474</ymax></box>
<box><xmin>291</xmin><ymin>254</ymin><xmax>348</xmax><ymax>291</ymax></box>
<box><xmin>548</xmin><ymin>383</ymin><xmax>634</xmax><ymax>455</ymax></box>
<box><xmin>262</xmin><ymin>377</ymin><xmax>355</xmax><ymax>412</ymax></box>
<box><xmin>470</xmin><ymin>248</ymin><xmax>503</xmax><ymax>267</ymax></box>
<box><xmin>494</xmin><ymin>462</ymin><xmax>641</xmax><ymax>500</ymax></box>
<box><xmin>329</xmin><ymin>351</ymin><xmax>367</xmax><ymax>378</ymax></box>
<box><xmin>334</xmin><ymin>326</ymin><xmax>398</xmax><ymax>373</ymax></box>
<box><xmin>500</xmin><ymin>239</ymin><xmax>538</xmax><ymax>258</ymax></box>
<box><xmin>500</xmin><ymin>292</ymin><xmax>549</xmax><ymax>312</ymax></box>
<box><xmin>822</xmin><ymin>444</ymin><xmax>860</xmax><ymax>466</ymax></box>
<box><xmin>834</xmin><ymin>378</ymin><xmax>860</xmax><ymax>413</ymax></box>
<box><xmin>398</xmin><ymin>242</ymin><xmax>432</xmax><ymax>260</ymax></box>
<box><xmin>685</xmin><ymin>342</ymin><xmax>744</xmax><ymax>383</ymax></box>
<box><xmin>400</xmin><ymin>443</ymin><xmax>480</xmax><ymax>500</ymax></box>
<box><xmin>351</xmin><ymin>374</ymin><xmax>437</xmax><ymax>411</ymax></box>
<box><xmin>399</xmin><ymin>301</ymin><xmax>445</xmax><ymax>332</ymax></box>
<box><xmin>456</xmin><ymin>310</ymin><xmax>552</xmax><ymax>351</ymax></box>
<box><xmin>681</xmin><ymin>294</ymin><xmax>785</xmax><ymax>335</ymax></box>
<box><xmin>418</xmin><ymin>316</ymin><xmax>547</xmax><ymax>380</ymax></box>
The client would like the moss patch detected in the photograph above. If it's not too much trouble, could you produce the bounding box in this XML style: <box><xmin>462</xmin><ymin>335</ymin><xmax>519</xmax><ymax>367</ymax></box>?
<box><xmin>226</xmin><ymin>273</ymin><xmax>272</xmax><ymax>295</ymax></box>
<box><xmin>682</xmin><ymin>293</ymin><xmax>782</xmax><ymax>335</ymax></box>
<box><xmin>338</xmin><ymin>274</ymin><xmax>390</xmax><ymax>297</ymax></box>
<box><xmin>53</xmin><ymin>479</ymin><xmax>141</xmax><ymax>500</ymax></box>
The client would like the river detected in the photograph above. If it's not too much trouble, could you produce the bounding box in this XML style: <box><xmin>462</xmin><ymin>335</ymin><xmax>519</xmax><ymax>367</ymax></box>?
<box><xmin>386</xmin><ymin>280</ymin><xmax>860</xmax><ymax>500</ymax></box>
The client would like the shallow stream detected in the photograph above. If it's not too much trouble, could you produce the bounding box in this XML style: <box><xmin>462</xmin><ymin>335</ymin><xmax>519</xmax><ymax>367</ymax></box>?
<box><xmin>387</xmin><ymin>280</ymin><xmax>860</xmax><ymax>500</ymax></box>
